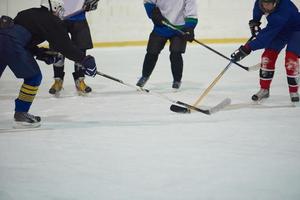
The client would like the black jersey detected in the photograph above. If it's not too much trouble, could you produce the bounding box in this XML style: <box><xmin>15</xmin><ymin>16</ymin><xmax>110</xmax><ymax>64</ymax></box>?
<box><xmin>14</xmin><ymin>7</ymin><xmax>85</xmax><ymax>62</ymax></box>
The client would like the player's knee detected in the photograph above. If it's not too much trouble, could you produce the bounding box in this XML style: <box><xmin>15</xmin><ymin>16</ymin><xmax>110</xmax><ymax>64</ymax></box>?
<box><xmin>25</xmin><ymin>72</ymin><xmax>42</xmax><ymax>86</ymax></box>
<box><xmin>261</xmin><ymin>49</ymin><xmax>279</xmax><ymax>69</ymax></box>
<box><xmin>285</xmin><ymin>51</ymin><xmax>299</xmax><ymax>75</ymax></box>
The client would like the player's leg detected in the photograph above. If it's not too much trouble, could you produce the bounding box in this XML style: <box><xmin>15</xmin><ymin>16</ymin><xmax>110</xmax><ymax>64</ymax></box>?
<box><xmin>7</xmin><ymin>48</ymin><xmax>43</xmax><ymax>127</ymax></box>
<box><xmin>285</xmin><ymin>31</ymin><xmax>300</xmax><ymax>102</ymax></box>
<box><xmin>169</xmin><ymin>35</ymin><xmax>187</xmax><ymax>89</ymax></box>
<box><xmin>252</xmin><ymin>35</ymin><xmax>286</xmax><ymax>101</ymax></box>
<box><xmin>69</xmin><ymin>19</ymin><xmax>93</xmax><ymax>95</ymax></box>
<box><xmin>14</xmin><ymin>73</ymin><xmax>42</xmax><ymax>128</ymax></box>
<box><xmin>136</xmin><ymin>32</ymin><xmax>167</xmax><ymax>87</ymax></box>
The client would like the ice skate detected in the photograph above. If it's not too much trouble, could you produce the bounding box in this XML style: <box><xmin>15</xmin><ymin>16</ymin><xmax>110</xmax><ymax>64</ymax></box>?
<box><xmin>49</xmin><ymin>78</ymin><xmax>63</xmax><ymax>96</ymax></box>
<box><xmin>136</xmin><ymin>76</ymin><xmax>149</xmax><ymax>88</ymax></box>
<box><xmin>75</xmin><ymin>77</ymin><xmax>92</xmax><ymax>96</ymax></box>
<box><xmin>13</xmin><ymin>112</ymin><xmax>41</xmax><ymax>128</ymax></box>
<box><xmin>172</xmin><ymin>81</ymin><xmax>181</xmax><ymax>89</ymax></box>
<box><xmin>290</xmin><ymin>92</ymin><xmax>299</xmax><ymax>102</ymax></box>
<box><xmin>252</xmin><ymin>89</ymin><xmax>269</xmax><ymax>101</ymax></box>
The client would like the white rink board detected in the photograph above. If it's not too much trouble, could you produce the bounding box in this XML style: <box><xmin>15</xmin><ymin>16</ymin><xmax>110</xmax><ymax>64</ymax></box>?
<box><xmin>2</xmin><ymin>0</ymin><xmax>300</xmax><ymax>43</ymax></box>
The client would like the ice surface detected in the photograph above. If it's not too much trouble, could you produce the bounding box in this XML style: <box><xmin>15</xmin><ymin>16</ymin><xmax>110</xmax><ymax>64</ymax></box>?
<box><xmin>1</xmin><ymin>44</ymin><xmax>300</xmax><ymax>200</ymax></box>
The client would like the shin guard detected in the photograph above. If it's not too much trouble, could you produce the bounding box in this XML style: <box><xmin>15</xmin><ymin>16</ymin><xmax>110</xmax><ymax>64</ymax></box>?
<box><xmin>259</xmin><ymin>49</ymin><xmax>279</xmax><ymax>89</ymax></box>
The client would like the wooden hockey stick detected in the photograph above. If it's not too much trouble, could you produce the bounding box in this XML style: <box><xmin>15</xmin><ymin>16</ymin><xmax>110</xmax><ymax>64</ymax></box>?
<box><xmin>170</xmin><ymin>61</ymin><xmax>233</xmax><ymax>113</ymax></box>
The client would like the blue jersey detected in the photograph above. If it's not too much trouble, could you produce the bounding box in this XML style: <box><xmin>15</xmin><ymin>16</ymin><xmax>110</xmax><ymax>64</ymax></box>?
<box><xmin>248</xmin><ymin>0</ymin><xmax>300</xmax><ymax>51</ymax></box>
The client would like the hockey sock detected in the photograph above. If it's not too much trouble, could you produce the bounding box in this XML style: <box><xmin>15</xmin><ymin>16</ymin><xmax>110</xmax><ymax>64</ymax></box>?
<box><xmin>170</xmin><ymin>52</ymin><xmax>183</xmax><ymax>82</ymax></box>
<box><xmin>285</xmin><ymin>51</ymin><xmax>299</xmax><ymax>93</ymax></box>
<box><xmin>72</xmin><ymin>70</ymin><xmax>83</xmax><ymax>80</ymax></box>
<box><xmin>53</xmin><ymin>67</ymin><xmax>65</xmax><ymax>79</ymax></box>
<box><xmin>74</xmin><ymin>62</ymin><xmax>85</xmax><ymax>78</ymax></box>
<box><xmin>53</xmin><ymin>54</ymin><xmax>65</xmax><ymax>78</ymax></box>
<box><xmin>15</xmin><ymin>73</ymin><xmax>42</xmax><ymax>112</ymax></box>
<box><xmin>74</xmin><ymin>49</ymin><xmax>87</xmax><ymax>78</ymax></box>
<box><xmin>142</xmin><ymin>53</ymin><xmax>159</xmax><ymax>77</ymax></box>
<box><xmin>259</xmin><ymin>49</ymin><xmax>279</xmax><ymax>89</ymax></box>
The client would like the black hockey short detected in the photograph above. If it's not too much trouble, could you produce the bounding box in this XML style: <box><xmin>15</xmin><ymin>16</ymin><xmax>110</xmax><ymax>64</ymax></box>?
<box><xmin>64</xmin><ymin>19</ymin><xmax>93</xmax><ymax>50</ymax></box>
<box><xmin>146</xmin><ymin>31</ymin><xmax>187</xmax><ymax>54</ymax></box>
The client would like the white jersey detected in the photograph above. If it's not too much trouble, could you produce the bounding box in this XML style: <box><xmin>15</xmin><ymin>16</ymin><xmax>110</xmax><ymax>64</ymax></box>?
<box><xmin>63</xmin><ymin>0</ymin><xmax>85</xmax><ymax>17</ymax></box>
<box><xmin>144</xmin><ymin>0</ymin><xmax>198</xmax><ymax>26</ymax></box>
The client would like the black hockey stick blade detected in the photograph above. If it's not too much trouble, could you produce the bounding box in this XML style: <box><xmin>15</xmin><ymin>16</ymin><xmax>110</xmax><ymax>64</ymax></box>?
<box><xmin>170</xmin><ymin>104</ymin><xmax>192</xmax><ymax>114</ymax></box>
<box><xmin>170</xmin><ymin>98</ymin><xmax>231</xmax><ymax>115</ymax></box>
<box><xmin>171</xmin><ymin>102</ymin><xmax>211</xmax><ymax>115</ymax></box>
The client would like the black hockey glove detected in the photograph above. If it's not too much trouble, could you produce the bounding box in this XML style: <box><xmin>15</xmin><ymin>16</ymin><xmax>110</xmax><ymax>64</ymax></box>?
<box><xmin>182</xmin><ymin>27</ymin><xmax>195</xmax><ymax>42</ymax></box>
<box><xmin>81</xmin><ymin>55</ymin><xmax>97</xmax><ymax>77</ymax></box>
<box><xmin>231</xmin><ymin>45</ymin><xmax>251</xmax><ymax>62</ymax></box>
<box><xmin>35</xmin><ymin>48</ymin><xmax>60</xmax><ymax>65</ymax></box>
<box><xmin>84</xmin><ymin>0</ymin><xmax>100</xmax><ymax>11</ymax></box>
<box><xmin>151</xmin><ymin>7</ymin><xmax>166</xmax><ymax>26</ymax></box>
<box><xmin>249</xmin><ymin>19</ymin><xmax>261</xmax><ymax>37</ymax></box>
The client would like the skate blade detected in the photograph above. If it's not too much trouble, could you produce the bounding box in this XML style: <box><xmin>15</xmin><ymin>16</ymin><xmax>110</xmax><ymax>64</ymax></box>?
<box><xmin>172</xmin><ymin>88</ymin><xmax>181</xmax><ymax>93</ymax></box>
<box><xmin>77</xmin><ymin>91</ymin><xmax>91</xmax><ymax>96</ymax></box>
<box><xmin>13</xmin><ymin>121</ymin><xmax>41</xmax><ymax>129</ymax></box>
<box><xmin>50</xmin><ymin>89</ymin><xmax>63</xmax><ymax>98</ymax></box>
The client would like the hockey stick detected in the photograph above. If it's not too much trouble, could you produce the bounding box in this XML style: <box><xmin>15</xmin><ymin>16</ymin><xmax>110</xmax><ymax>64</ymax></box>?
<box><xmin>170</xmin><ymin>61</ymin><xmax>233</xmax><ymax>113</ymax></box>
<box><xmin>162</xmin><ymin>21</ymin><xmax>257</xmax><ymax>72</ymax></box>
<box><xmin>96</xmin><ymin>71</ymin><xmax>229</xmax><ymax>115</ymax></box>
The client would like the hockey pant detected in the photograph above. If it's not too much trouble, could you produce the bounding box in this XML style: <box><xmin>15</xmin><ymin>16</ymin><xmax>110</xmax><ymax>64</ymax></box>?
<box><xmin>142</xmin><ymin>32</ymin><xmax>186</xmax><ymax>81</ymax></box>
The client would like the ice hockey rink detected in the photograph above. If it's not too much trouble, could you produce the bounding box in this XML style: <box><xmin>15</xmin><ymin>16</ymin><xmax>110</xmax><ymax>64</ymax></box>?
<box><xmin>1</xmin><ymin>44</ymin><xmax>300</xmax><ymax>200</ymax></box>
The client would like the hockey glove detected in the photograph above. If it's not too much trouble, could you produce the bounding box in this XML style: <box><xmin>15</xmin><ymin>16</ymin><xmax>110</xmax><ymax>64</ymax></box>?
<box><xmin>151</xmin><ymin>7</ymin><xmax>166</xmax><ymax>26</ymax></box>
<box><xmin>249</xmin><ymin>19</ymin><xmax>261</xmax><ymax>37</ymax></box>
<box><xmin>84</xmin><ymin>0</ymin><xmax>100</xmax><ymax>11</ymax></box>
<box><xmin>231</xmin><ymin>45</ymin><xmax>251</xmax><ymax>62</ymax></box>
<box><xmin>182</xmin><ymin>27</ymin><xmax>195</xmax><ymax>42</ymax></box>
<box><xmin>81</xmin><ymin>55</ymin><xmax>97</xmax><ymax>77</ymax></box>
<box><xmin>35</xmin><ymin>48</ymin><xmax>60</xmax><ymax>65</ymax></box>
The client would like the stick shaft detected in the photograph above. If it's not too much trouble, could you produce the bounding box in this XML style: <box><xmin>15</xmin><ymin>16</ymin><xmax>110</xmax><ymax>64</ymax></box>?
<box><xmin>192</xmin><ymin>62</ymin><xmax>232</xmax><ymax>107</ymax></box>
<box><xmin>162</xmin><ymin>21</ymin><xmax>252</xmax><ymax>71</ymax></box>
<box><xmin>96</xmin><ymin>71</ymin><xmax>211</xmax><ymax>113</ymax></box>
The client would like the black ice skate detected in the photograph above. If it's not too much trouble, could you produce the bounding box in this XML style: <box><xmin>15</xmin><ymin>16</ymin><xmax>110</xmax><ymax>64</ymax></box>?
<box><xmin>172</xmin><ymin>81</ymin><xmax>181</xmax><ymax>89</ymax></box>
<box><xmin>136</xmin><ymin>76</ymin><xmax>149</xmax><ymax>88</ymax></box>
<box><xmin>290</xmin><ymin>92</ymin><xmax>299</xmax><ymax>102</ymax></box>
<box><xmin>14</xmin><ymin>112</ymin><xmax>41</xmax><ymax>128</ymax></box>
<box><xmin>252</xmin><ymin>89</ymin><xmax>270</xmax><ymax>101</ymax></box>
